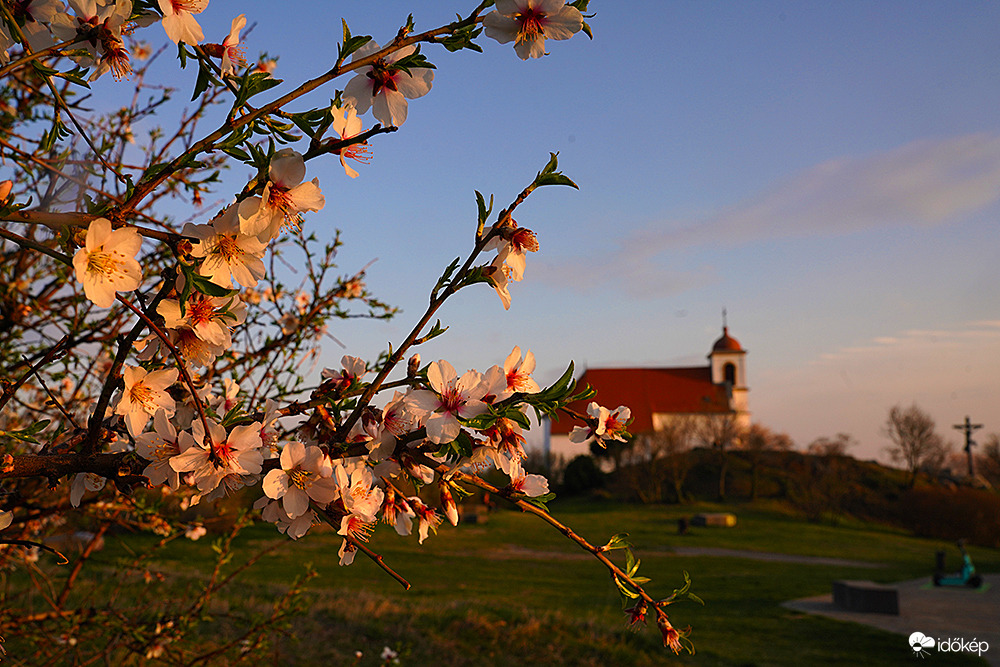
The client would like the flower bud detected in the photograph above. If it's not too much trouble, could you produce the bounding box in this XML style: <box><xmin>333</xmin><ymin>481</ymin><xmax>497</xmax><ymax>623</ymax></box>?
<box><xmin>439</xmin><ymin>482</ymin><xmax>459</xmax><ymax>527</ymax></box>
<box><xmin>0</xmin><ymin>180</ymin><xmax>12</xmax><ymax>205</ymax></box>
<box><xmin>407</xmin><ymin>353</ymin><xmax>420</xmax><ymax>378</ymax></box>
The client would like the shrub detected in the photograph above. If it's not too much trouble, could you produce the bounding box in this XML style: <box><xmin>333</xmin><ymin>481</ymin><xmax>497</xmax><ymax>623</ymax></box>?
<box><xmin>560</xmin><ymin>455</ymin><xmax>605</xmax><ymax>496</ymax></box>
<box><xmin>892</xmin><ymin>486</ymin><xmax>1000</xmax><ymax>547</ymax></box>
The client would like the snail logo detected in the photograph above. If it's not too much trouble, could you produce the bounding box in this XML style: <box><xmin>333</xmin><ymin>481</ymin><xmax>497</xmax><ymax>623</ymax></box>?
<box><xmin>909</xmin><ymin>632</ymin><xmax>935</xmax><ymax>658</ymax></box>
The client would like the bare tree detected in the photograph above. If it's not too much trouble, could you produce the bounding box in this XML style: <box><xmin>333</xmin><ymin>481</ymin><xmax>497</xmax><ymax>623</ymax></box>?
<box><xmin>659</xmin><ymin>417</ymin><xmax>699</xmax><ymax>503</ymax></box>
<box><xmin>743</xmin><ymin>423</ymin><xmax>793</xmax><ymax>500</ymax></box>
<box><xmin>807</xmin><ymin>432</ymin><xmax>857</xmax><ymax>458</ymax></box>
<box><xmin>882</xmin><ymin>404</ymin><xmax>947</xmax><ymax>488</ymax></box>
<box><xmin>793</xmin><ymin>433</ymin><xmax>857</xmax><ymax>523</ymax></box>
<box><xmin>697</xmin><ymin>413</ymin><xmax>742</xmax><ymax>500</ymax></box>
<box><xmin>979</xmin><ymin>433</ymin><xmax>1000</xmax><ymax>487</ymax></box>
<box><xmin>622</xmin><ymin>416</ymin><xmax>698</xmax><ymax>503</ymax></box>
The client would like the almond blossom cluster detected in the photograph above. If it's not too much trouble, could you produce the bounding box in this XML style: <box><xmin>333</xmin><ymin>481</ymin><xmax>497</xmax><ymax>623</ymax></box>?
<box><xmin>63</xmin><ymin>145</ymin><xmax>567</xmax><ymax>559</ymax></box>
<box><xmin>68</xmin><ymin>343</ymin><xmax>555</xmax><ymax>570</ymax></box>
<box><xmin>0</xmin><ymin>1</ymin><xmax>699</xmax><ymax>656</ymax></box>
<box><xmin>0</xmin><ymin>1</ymin><xmax>249</xmax><ymax>81</ymax></box>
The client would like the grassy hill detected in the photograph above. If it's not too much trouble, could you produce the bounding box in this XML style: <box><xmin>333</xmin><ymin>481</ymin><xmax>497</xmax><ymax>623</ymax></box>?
<box><xmin>578</xmin><ymin>447</ymin><xmax>1000</xmax><ymax>548</ymax></box>
<box><xmin>5</xmin><ymin>497</ymin><xmax>998</xmax><ymax>665</ymax></box>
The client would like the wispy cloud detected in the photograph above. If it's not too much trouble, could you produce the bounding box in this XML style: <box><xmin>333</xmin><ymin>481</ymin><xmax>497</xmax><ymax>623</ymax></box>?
<box><xmin>538</xmin><ymin>134</ymin><xmax>1000</xmax><ymax>296</ymax></box>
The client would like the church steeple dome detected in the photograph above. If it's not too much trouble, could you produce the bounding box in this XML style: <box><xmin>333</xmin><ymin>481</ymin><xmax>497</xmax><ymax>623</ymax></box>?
<box><xmin>712</xmin><ymin>326</ymin><xmax>744</xmax><ymax>353</ymax></box>
<box><xmin>708</xmin><ymin>320</ymin><xmax>747</xmax><ymax>391</ymax></box>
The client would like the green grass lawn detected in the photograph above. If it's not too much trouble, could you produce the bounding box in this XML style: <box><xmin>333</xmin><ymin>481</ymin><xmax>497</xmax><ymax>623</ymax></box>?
<box><xmin>6</xmin><ymin>499</ymin><xmax>997</xmax><ymax>665</ymax></box>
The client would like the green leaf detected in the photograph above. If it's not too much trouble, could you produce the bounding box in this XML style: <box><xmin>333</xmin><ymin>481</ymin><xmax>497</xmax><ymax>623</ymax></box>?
<box><xmin>475</xmin><ymin>190</ymin><xmax>494</xmax><ymax>227</ymax></box>
<box><xmin>393</xmin><ymin>48</ymin><xmax>436</xmax><ymax>75</ymax></box>
<box><xmin>221</xmin><ymin>146</ymin><xmax>251</xmax><ymax>161</ymax></box>
<box><xmin>521</xmin><ymin>492</ymin><xmax>556</xmax><ymax>512</ymax></box>
<box><xmin>433</xmin><ymin>430</ymin><xmax>476</xmax><ymax>461</ymax></box>
<box><xmin>613</xmin><ymin>573</ymin><xmax>640</xmax><ymax>599</ymax></box>
<box><xmin>1</xmin><ymin>419</ymin><xmax>51</xmax><ymax>444</ymax></box>
<box><xmin>52</xmin><ymin>66</ymin><xmax>91</xmax><ymax>87</ymax></box>
<box><xmin>338</xmin><ymin>20</ymin><xmax>372</xmax><ymax>61</ymax></box>
<box><xmin>534</xmin><ymin>172</ymin><xmax>579</xmax><ymax>189</ymax></box>
<box><xmin>437</xmin><ymin>24</ymin><xmax>484</xmax><ymax>52</ymax></box>
<box><xmin>458</xmin><ymin>265</ymin><xmax>492</xmax><ymax>289</ymax></box>
<box><xmin>430</xmin><ymin>257</ymin><xmax>461</xmax><ymax>299</ymax></box>
<box><xmin>602</xmin><ymin>532</ymin><xmax>633</xmax><ymax>551</ymax></box>
<box><xmin>533</xmin><ymin>152</ymin><xmax>579</xmax><ymax>189</ymax></box>
<box><xmin>180</xmin><ymin>264</ymin><xmax>238</xmax><ymax>299</ymax></box>
<box><xmin>230</xmin><ymin>70</ymin><xmax>283</xmax><ymax>109</ymax></box>
<box><xmin>505</xmin><ymin>409</ymin><xmax>531</xmax><ymax>429</ymax></box>
<box><xmin>460</xmin><ymin>411</ymin><xmax>499</xmax><ymax>431</ymax></box>
<box><xmin>420</xmin><ymin>319</ymin><xmax>449</xmax><ymax>343</ymax></box>
<box><xmin>626</xmin><ymin>550</ymin><xmax>638</xmax><ymax>576</ymax></box>
<box><xmin>191</xmin><ymin>61</ymin><xmax>213</xmax><ymax>101</ymax></box>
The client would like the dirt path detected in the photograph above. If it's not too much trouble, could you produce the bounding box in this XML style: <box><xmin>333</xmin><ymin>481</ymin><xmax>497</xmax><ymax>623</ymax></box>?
<box><xmin>670</xmin><ymin>546</ymin><xmax>884</xmax><ymax>568</ymax></box>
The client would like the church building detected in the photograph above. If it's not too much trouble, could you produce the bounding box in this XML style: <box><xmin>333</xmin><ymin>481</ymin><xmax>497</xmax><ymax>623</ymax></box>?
<box><xmin>544</xmin><ymin>326</ymin><xmax>750</xmax><ymax>462</ymax></box>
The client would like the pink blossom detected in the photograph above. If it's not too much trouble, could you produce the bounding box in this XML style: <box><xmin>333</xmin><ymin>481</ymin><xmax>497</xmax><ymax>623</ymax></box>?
<box><xmin>185</xmin><ymin>204</ymin><xmax>267</xmax><ymax>288</ymax></box>
<box><xmin>569</xmin><ymin>402</ymin><xmax>631</xmax><ymax>447</ymax></box>
<box><xmin>218</xmin><ymin>14</ymin><xmax>246</xmax><ymax>76</ymax></box>
<box><xmin>158</xmin><ymin>0</ymin><xmax>207</xmax><ymax>45</ymax></box>
<box><xmin>262</xmin><ymin>442</ymin><xmax>338</xmax><ymax>519</ymax></box>
<box><xmin>237</xmin><ymin>149</ymin><xmax>325</xmax><ymax>241</ymax></box>
<box><xmin>409</xmin><ymin>497</ymin><xmax>441</xmax><ymax>544</ymax></box>
<box><xmin>406</xmin><ymin>360</ymin><xmax>488</xmax><ymax>444</ymax></box>
<box><xmin>507</xmin><ymin>459</ymin><xmax>549</xmax><ymax>497</ymax></box>
<box><xmin>503</xmin><ymin>346</ymin><xmax>540</xmax><ymax>394</ymax></box>
<box><xmin>342</xmin><ymin>42</ymin><xmax>433</xmax><ymax>127</ymax></box>
<box><xmin>114</xmin><ymin>366</ymin><xmax>178</xmax><ymax>436</ymax></box>
<box><xmin>157</xmin><ymin>293</ymin><xmax>246</xmax><ymax>348</ymax></box>
<box><xmin>330</xmin><ymin>105</ymin><xmax>372</xmax><ymax>178</ymax></box>
<box><xmin>135</xmin><ymin>409</ymin><xmax>186</xmax><ymax>489</ymax></box>
<box><xmin>170</xmin><ymin>419</ymin><xmax>262</xmax><ymax>494</ymax></box>
<box><xmin>73</xmin><ymin>218</ymin><xmax>142</xmax><ymax>308</ymax></box>
<box><xmin>484</xmin><ymin>0</ymin><xmax>583</xmax><ymax>60</ymax></box>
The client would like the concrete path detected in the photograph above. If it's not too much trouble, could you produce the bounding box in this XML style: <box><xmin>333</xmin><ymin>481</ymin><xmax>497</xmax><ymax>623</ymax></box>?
<box><xmin>784</xmin><ymin>575</ymin><xmax>999</xmax><ymax>666</ymax></box>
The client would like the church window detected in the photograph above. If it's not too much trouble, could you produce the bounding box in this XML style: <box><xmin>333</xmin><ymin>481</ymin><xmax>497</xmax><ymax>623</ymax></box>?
<box><xmin>723</xmin><ymin>362</ymin><xmax>736</xmax><ymax>385</ymax></box>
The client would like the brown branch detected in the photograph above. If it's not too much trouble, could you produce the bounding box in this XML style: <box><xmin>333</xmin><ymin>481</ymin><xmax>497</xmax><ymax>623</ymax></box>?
<box><xmin>315</xmin><ymin>506</ymin><xmax>411</xmax><ymax>590</ymax></box>
<box><xmin>81</xmin><ymin>281</ymin><xmax>174</xmax><ymax>454</ymax></box>
<box><xmin>0</xmin><ymin>37</ymin><xmax>84</xmax><ymax>78</ymax></box>
<box><xmin>3</xmin><ymin>210</ymin><xmax>180</xmax><ymax>243</ymax></box>
<box><xmin>56</xmin><ymin>521</ymin><xmax>110</xmax><ymax>609</ymax></box>
<box><xmin>115</xmin><ymin>291</ymin><xmax>214</xmax><ymax>445</ymax></box>
<box><xmin>334</xmin><ymin>170</ymin><xmax>540</xmax><ymax>440</ymax></box>
<box><xmin>0</xmin><ymin>333</ymin><xmax>71</xmax><ymax>413</ymax></box>
<box><xmin>113</xmin><ymin>8</ymin><xmax>490</xmax><ymax>220</ymax></box>
<box><xmin>351</xmin><ymin>538</ymin><xmax>411</xmax><ymax>590</ymax></box>
<box><xmin>0</xmin><ymin>451</ymin><xmax>144</xmax><ymax>483</ymax></box>
<box><xmin>0</xmin><ymin>539</ymin><xmax>68</xmax><ymax>565</ymax></box>
<box><xmin>0</xmin><ymin>225</ymin><xmax>72</xmax><ymax>265</ymax></box>
<box><xmin>0</xmin><ymin>4</ymin><xmax>125</xmax><ymax>185</ymax></box>
<box><xmin>413</xmin><ymin>451</ymin><xmax>664</xmax><ymax>611</ymax></box>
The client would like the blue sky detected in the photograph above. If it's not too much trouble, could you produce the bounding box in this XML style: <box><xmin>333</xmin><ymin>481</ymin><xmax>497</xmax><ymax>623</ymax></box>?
<box><xmin>127</xmin><ymin>1</ymin><xmax>1000</xmax><ymax>461</ymax></box>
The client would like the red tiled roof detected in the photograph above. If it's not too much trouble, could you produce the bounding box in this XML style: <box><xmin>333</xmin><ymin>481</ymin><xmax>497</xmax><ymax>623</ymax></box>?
<box><xmin>549</xmin><ymin>366</ymin><xmax>733</xmax><ymax>435</ymax></box>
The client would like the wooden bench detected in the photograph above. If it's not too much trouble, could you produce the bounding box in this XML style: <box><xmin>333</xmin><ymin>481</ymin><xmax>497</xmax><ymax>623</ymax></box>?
<box><xmin>690</xmin><ymin>513</ymin><xmax>737</xmax><ymax>528</ymax></box>
<box><xmin>832</xmin><ymin>580</ymin><xmax>899</xmax><ymax>615</ymax></box>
